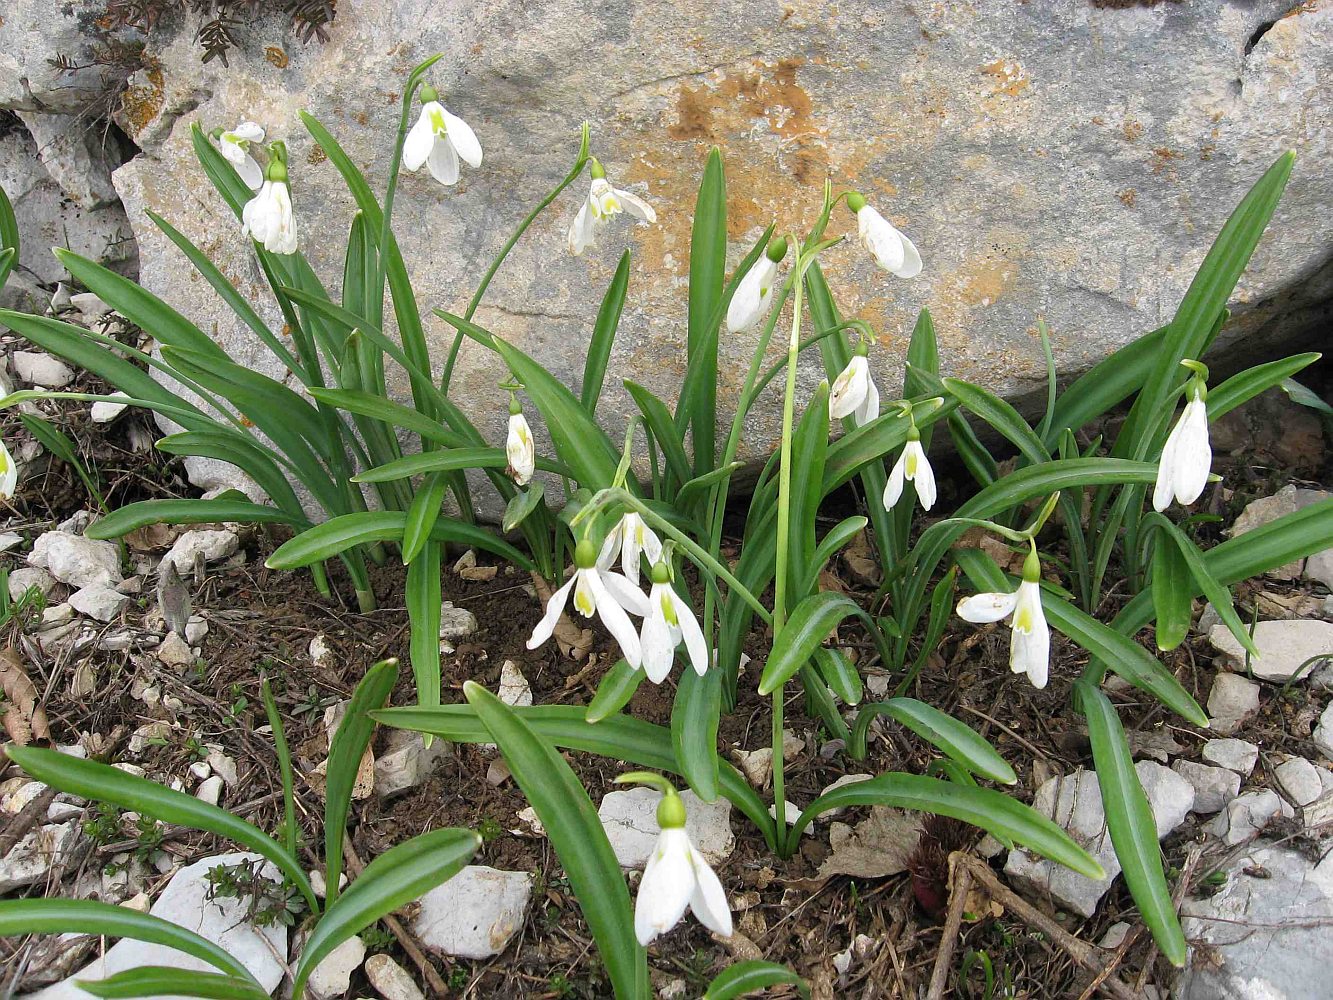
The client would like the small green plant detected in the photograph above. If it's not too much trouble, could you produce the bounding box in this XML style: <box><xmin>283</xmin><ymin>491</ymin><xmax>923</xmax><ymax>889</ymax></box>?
<box><xmin>477</xmin><ymin>816</ymin><xmax>504</xmax><ymax>843</ymax></box>
<box><xmin>82</xmin><ymin>802</ymin><xmax>123</xmax><ymax>847</ymax></box>
<box><xmin>204</xmin><ymin>859</ymin><xmax>307</xmax><ymax>928</ymax></box>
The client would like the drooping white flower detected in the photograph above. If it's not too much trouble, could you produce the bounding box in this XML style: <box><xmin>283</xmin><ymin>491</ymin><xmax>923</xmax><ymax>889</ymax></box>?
<box><xmin>640</xmin><ymin>564</ymin><xmax>709</xmax><ymax>683</ymax></box>
<box><xmin>849</xmin><ymin>193</ymin><xmax>922</xmax><ymax>278</ymax></box>
<box><xmin>956</xmin><ymin>550</ymin><xmax>1050</xmax><ymax>689</ymax></box>
<box><xmin>597</xmin><ymin>511</ymin><xmax>662</xmax><ymax>588</ymax></box>
<box><xmin>883</xmin><ymin>436</ymin><xmax>936</xmax><ymax>512</ymax></box>
<box><xmin>1153</xmin><ymin>393</ymin><xmax>1211</xmax><ymax>513</ymax></box>
<box><xmin>527</xmin><ymin>539</ymin><xmax>651</xmax><ymax>667</ymax></box>
<box><xmin>403</xmin><ymin>92</ymin><xmax>483</xmax><ymax>186</ymax></box>
<box><xmin>726</xmin><ymin>238</ymin><xmax>787</xmax><ymax>333</ymax></box>
<box><xmin>635</xmin><ymin>811</ymin><xmax>732</xmax><ymax>945</ymax></box>
<box><xmin>568</xmin><ymin>160</ymin><xmax>656</xmax><ymax>256</ymax></box>
<box><xmin>506</xmin><ymin>411</ymin><xmax>535</xmax><ymax>486</ymax></box>
<box><xmin>0</xmin><ymin>439</ymin><xmax>18</xmax><ymax>499</ymax></box>
<box><xmin>829</xmin><ymin>355</ymin><xmax>880</xmax><ymax>427</ymax></box>
<box><xmin>216</xmin><ymin>121</ymin><xmax>265</xmax><ymax>190</ymax></box>
<box><xmin>241</xmin><ymin>179</ymin><xmax>298</xmax><ymax>255</ymax></box>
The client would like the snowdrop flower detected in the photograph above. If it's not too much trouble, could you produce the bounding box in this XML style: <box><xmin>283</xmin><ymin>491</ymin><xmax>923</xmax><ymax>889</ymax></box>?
<box><xmin>241</xmin><ymin>143</ymin><xmax>297</xmax><ymax>255</ymax></box>
<box><xmin>640</xmin><ymin>562</ymin><xmax>709</xmax><ymax>683</ymax></box>
<box><xmin>403</xmin><ymin>84</ymin><xmax>482</xmax><ymax>186</ymax></box>
<box><xmin>829</xmin><ymin>353</ymin><xmax>880</xmax><ymax>427</ymax></box>
<box><xmin>505</xmin><ymin>401</ymin><xmax>535</xmax><ymax>486</ymax></box>
<box><xmin>956</xmin><ymin>545</ymin><xmax>1050</xmax><ymax>689</ymax></box>
<box><xmin>883</xmin><ymin>429</ymin><xmax>936</xmax><ymax>512</ymax></box>
<box><xmin>726</xmin><ymin>237</ymin><xmax>787</xmax><ymax>334</ymax></box>
<box><xmin>634</xmin><ymin>786</ymin><xmax>732</xmax><ymax>945</ymax></box>
<box><xmin>568</xmin><ymin>158</ymin><xmax>656</xmax><ymax>256</ymax></box>
<box><xmin>0</xmin><ymin>439</ymin><xmax>17</xmax><ymax>499</ymax></box>
<box><xmin>216</xmin><ymin>121</ymin><xmax>265</xmax><ymax>190</ymax></box>
<box><xmin>528</xmin><ymin>539</ymin><xmax>651</xmax><ymax>667</ymax></box>
<box><xmin>597</xmin><ymin>511</ymin><xmax>662</xmax><ymax>588</ymax></box>
<box><xmin>1153</xmin><ymin>364</ymin><xmax>1212</xmax><ymax>512</ymax></box>
<box><xmin>847</xmin><ymin>191</ymin><xmax>922</xmax><ymax>278</ymax></box>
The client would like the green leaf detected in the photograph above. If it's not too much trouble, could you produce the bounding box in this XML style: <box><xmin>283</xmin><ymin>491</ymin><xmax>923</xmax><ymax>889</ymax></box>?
<box><xmin>802</xmin><ymin>515</ymin><xmax>868</xmax><ymax>597</ymax></box>
<box><xmin>0</xmin><ymin>898</ymin><xmax>260</xmax><ymax>984</ymax></box>
<box><xmin>943</xmin><ymin>377</ymin><xmax>1048</xmax><ymax>466</ymax></box>
<box><xmin>295</xmin><ymin>827</ymin><xmax>479</xmax><ymax>997</ymax></box>
<box><xmin>401</xmin><ymin>475</ymin><xmax>450</xmax><ymax>565</ymax></box>
<box><xmin>583</xmin><ymin>249</ymin><xmax>631</xmax><ymax>414</ymax></box>
<box><xmin>625</xmin><ymin>379</ymin><xmax>693</xmax><ymax>495</ymax></box>
<box><xmin>1151</xmin><ymin>528</ymin><xmax>1193</xmax><ymax>652</ymax></box>
<box><xmin>1279</xmin><ymin>374</ymin><xmax>1333</xmax><ymax>416</ymax></box>
<box><xmin>792</xmin><ymin>772</ymin><xmax>1104</xmax><ymax>879</ymax></box>
<box><xmin>503</xmin><ymin>482</ymin><xmax>546</xmax><ymax>533</ymax></box>
<box><xmin>374</xmin><ymin>704</ymin><xmax>775</xmax><ymax>851</ymax></box>
<box><xmin>1207</xmin><ymin>353</ymin><xmax>1321</xmax><ymax>421</ymax></box>
<box><xmin>154</xmin><ymin>430</ymin><xmax>305</xmax><ymax>515</ymax></box>
<box><xmin>4</xmin><ymin>746</ymin><xmax>316</xmax><ymax>913</ymax></box>
<box><xmin>785</xmin><ymin>383</ymin><xmax>830</xmax><ymax>598</ymax></box>
<box><xmin>406</xmin><ymin>543</ymin><xmax>442</xmax><ymax>713</ymax></box>
<box><xmin>674</xmin><ymin>462</ymin><xmax>746</xmax><ymax>512</ymax></box>
<box><xmin>1077</xmin><ymin>681</ymin><xmax>1188</xmax><ymax>966</ymax></box>
<box><xmin>812</xmin><ymin>647</ymin><xmax>861</xmax><ymax>706</ymax></box>
<box><xmin>1043</xmin><ymin>326</ymin><xmax>1166</xmax><ymax>449</ymax></box>
<box><xmin>325</xmin><ymin>658</ymin><xmax>399</xmax><ymax>907</ymax></box>
<box><xmin>704</xmin><ymin>960</ymin><xmax>810</xmax><ymax>1000</ymax></box>
<box><xmin>85</xmin><ymin>499</ymin><xmax>303</xmax><ymax>539</ymax></box>
<box><xmin>856</xmin><ymin>699</ymin><xmax>1016</xmax><ymax>784</ymax></box>
<box><xmin>353</xmin><ymin>447</ymin><xmax>508</xmax><ymax>483</ymax></box>
<box><xmin>464</xmin><ymin>682</ymin><xmax>646</xmax><ymax>998</ymax></box>
<box><xmin>267</xmin><ymin>511</ymin><xmax>533</xmax><ymax>571</ymax></box>
<box><xmin>759</xmin><ymin>592</ymin><xmax>861</xmax><ymax>696</ymax></box>
<box><xmin>672</xmin><ymin>665</ymin><xmax>722</xmax><ymax>801</ymax></box>
<box><xmin>307</xmin><ymin>387</ymin><xmax>468</xmax><ymax>449</ymax></box>
<box><xmin>586</xmin><ymin>658</ymin><xmax>645</xmax><ymax>723</ymax></box>
<box><xmin>1153</xmin><ymin>516</ymin><xmax>1258</xmax><ymax>657</ymax></box>
<box><xmin>684</xmin><ymin>147</ymin><xmax>727</xmax><ymax>474</ymax></box>
<box><xmin>0</xmin><ymin>182</ymin><xmax>18</xmax><ymax>287</ymax></box>
<box><xmin>76</xmin><ymin>968</ymin><xmax>269</xmax><ymax>1000</ymax></box>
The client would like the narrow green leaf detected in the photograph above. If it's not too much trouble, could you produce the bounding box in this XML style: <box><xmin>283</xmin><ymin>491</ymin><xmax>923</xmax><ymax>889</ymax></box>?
<box><xmin>792</xmin><ymin>772</ymin><xmax>1103</xmax><ymax>879</ymax></box>
<box><xmin>76</xmin><ymin>968</ymin><xmax>269</xmax><ymax>1000</ymax></box>
<box><xmin>802</xmin><ymin>515</ymin><xmax>869</xmax><ymax>595</ymax></box>
<box><xmin>85</xmin><ymin>499</ymin><xmax>303</xmax><ymax>539</ymax></box>
<box><xmin>856</xmin><ymin>699</ymin><xmax>1016</xmax><ymax>784</ymax></box>
<box><xmin>0</xmin><ymin>899</ymin><xmax>259</xmax><ymax>984</ymax></box>
<box><xmin>586</xmin><ymin>658</ymin><xmax>645</xmax><ymax>723</ymax></box>
<box><xmin>1</xmin><ymin>747</ymin><xmax>314</xmax><ymax>912</ymax></box>
<box><xmin>1077</xmin><ymin>681</ymin><xmax>1188</xmax><ymax>966</ymax></box>
<box><xmin>503</xmin><ymin>482</ymin><xmax>546</xmax><ymax>533</ymax></box>
<box><xmin>1043</xmin><ymin>326</ymin><xmax>1165</xmax><ymax>449</ymax></box>
<box><xmin>325</xmin><ymin>659</ymin><xmax>399</xmax><ymax>907</ymax></box>
<box><xmin>1207</xmin><ymin>353</ymin><xmax>1320</xmax><ymax>421</ymax></box>
<box><xmin>758</xmin><ymin>592</ymin><xmax>861</xmax><ymax>696</ymax></box>
<box><xmin>704</xmin><ymin>960</ymin><xmax>810</xmax><ymax>1000</ymax></box>
<box><xmin>154</xmin><ymin>430</ymin><xmax>305</xmax><ymax>515</ymax></box>
<box><xmin>464</xmin><ymin>682</ymin><xmax>647</xmax><ymax>997</ymax></box>
<box><xmin>672</xmin><ymin>665</ymin><xmax>722</xmax><ymax>801</ymax></box>
<box><xmin>582</xmin><ymin>249</ymin><xmax>631</xmax><ymax>414</ymax></box>
<box><xmin>295</xmin><ymin>827</ymin><xmax>479</xmax><ymax>997</ymax></box>
<box><xmin>406</xmin><ymin>545</ymin><xmax>442</xmax><ymax>713</ymax></box>
<box><xmin>684</xmin><ymin>147</ymin><xmax>726</xmax><ymax>474</ymax></box>
<box><xmin>812</xmin><ymin>647</ymin><xmax>861</xmax><ymax>706</ymax></box>
<box><xmin>266</xmin><ymin>511</ymin><xmax>533</xmax><ymax>571</ymax></box>
<box><xmin>625</xmin><ymin>379</ymin><xmax>693</xmax><ymax>494</ymax></box>
<box><xmin>354</xmin><ymin>447</ymin><xmax>508</xmax><ymax>483</ymax></box>
<box><xmin>307</xmin><ymin>387</ymin><xmax>468</xmax><ymax>448</ymax></box>
<box><xmin>1151</xmin><ymin>529</ymin><xmax>1193</xmax><ymax>651</ymax></box>
<box><xmin>0</xmin><ymin>182</ymin><xmax>18</xmax><ymax>287</ymax></box>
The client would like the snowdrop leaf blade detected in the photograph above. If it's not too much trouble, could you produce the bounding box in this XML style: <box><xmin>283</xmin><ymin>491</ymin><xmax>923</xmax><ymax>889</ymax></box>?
<box><xmin>586</xmin><ymin>658</ymin><xmax>645</xmax><ymax>723</ymax></box>
<box><xmin>684</xmin><ymin>146</ymin><xmax>727</xmax><ymax>475</ymax></box>
<box><xmin>625</xmin><ymin>379</ymin><xmax>693</xmax><ymax>495</ymax></box>
<box><xmin>0</xmin><ymin>183</ymin><xmax>17</xmax><ymax>287</ymax></box>
<box><xmin>463</xmin><ymin>683</ymin><xmax>646</xmax><ymax>995</ymax></box>
<box><xmin>792</xmin><ymin>771</ymin><xmax>1103</xmax><ymax>879</ymax></box>
<box><xmin>704</xmin><ymin>961</ymin><xmax>810</xmax><ymax>1000</ymax></box>
<box><xmin>84</xmin><ymin>498</ymin><xmax>302</xmax><ymax>539</ymax></box>
<box><xmin>76</xmin><ymin>966</ymin><xmax>269</xmax><ymax>999</ymax></box>
<box><xmin>1150</xmin><ymin>525</ymin><xmax>1193</xmax><ymax>651</ymax></box>
<box><xmin>1077</xmin><ymin>681</ymin><xmax>1188</xmax><ymax>967</ymax></box>
<box><xmin>503</xmin><ymin>481</ymin><xmax>546</xmax><ymax>533</ymax></box>
<box><xmin>582</xmin><ymin>250</ymin><xmax>631</xmax><ymax>414</ymax></box>
<box><xmin>1208</xmin><ymin>354</ymin><xmax>1321</xmax><ymax>421</ymax></box>
<box><xmin>267</xmin><ymin>511</ymin><xmax>532</xmax><ymax>571</ymax></box>
<box><xmin>943</xmin><ymin>376</ymin><xmax>1049</xmax><ymax>466</ymax></box>
<box><xmin>759</xmin><ymin>592</ymin><xmax>862</xmax><ymax>696</ymax></box>
<box><xmin>1155</xmin><ymin>517</ymin><xmax>1258</xmax><ymax>658</ymax></box>
<box><xmin>812</xmin><ymin>647</ymin><xmax>862</xmax><ymax>706</ymax></box>
<box><xmin>786</xmin><ymin>382</ymin><xmax>830</xmax><ymax>594</ymax></box>
<box><xmin>861</xmin><ymin>698</ymin><xmax>1016</xmax><ymax>784</ymax></box>
<box><xmin>802</xmin><ymin>515</ymin><xmax>868</xmax><ymax>597</ymax></box>
<box><xmin>672</xmin><ymin>666</ymin><xmax>722</xmax><ymax>801</ymax></box>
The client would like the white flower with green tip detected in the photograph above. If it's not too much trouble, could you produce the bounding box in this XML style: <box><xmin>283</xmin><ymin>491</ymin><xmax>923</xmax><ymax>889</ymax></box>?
<box><xmin>403</xmin><ymin>86</ymin><xmax>482</xmax><ymax>186</ymax></box>
<box><xmin>640</xmin><ymin>562</ymin><xmax>709</xmax><ymax>684</ymax></box>
<box><xmin>568</xmin><ymin>159</ymin><xmax>656</xmax><ymax>256</ymax></box>
<box><xmin>527</xmin><ymin>539</ymin><xmax>650</xmax><ymax>667</ymax></box>
<box><xmin>956</xmin><ymin>546</ymin><xmax>1050</xmax><ymax>689</ymax></box>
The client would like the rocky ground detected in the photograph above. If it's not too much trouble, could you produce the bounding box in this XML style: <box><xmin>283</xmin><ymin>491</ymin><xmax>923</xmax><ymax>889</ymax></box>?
<box><xmin>0</xmin><ymin>292</ymin><xmax>1329</xmax><ymax>999</ymax></box>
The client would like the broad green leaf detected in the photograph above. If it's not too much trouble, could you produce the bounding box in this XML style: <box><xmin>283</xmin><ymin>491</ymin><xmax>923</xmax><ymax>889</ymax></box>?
<box><xmin>154</xmin><ymin>430</ymin><xmax>305</xmax><ymax>515</ymax></box>
<box><xmin>401</xmin><ymin>475</ymin><xmax>450</xmax><ymax>565</ymax></box>
<box><xmin>85</xmin><ymin>499</ymin><xmax>303</xmax><ymax>539</ymax></box>
<box><xmin>674</xmin><ymin>462</ymin><xmax>746</xmax><ymax>512</ymax></box>
<box><xmin>1043</xmin><ymin>326</ymin><xmax>1166</xmax><ymax>449</ymax></box>
<box><xmin>1280</xmin><ymin>375</ymin><xmax>1333</xmax><ymax>416</ymax></box>
<box><xmin>801</xmin><ymin>515</ymin><xmax>868</xmax><ymax>595</ymax></box>
<box><xmin>792</xmin><ymin>772</ymin><xmax>1103</xmax><ymax>879</ymax></box>
<box><xmin>307</xmin><ymin>387</ymin><xmax>468</xmax><ymax>448</ymax></box>
<box><xmin>354</xmin><ymin>447</ymin><xmax>508</xmax><ymax>483</ymax></box>
<box><xmin>1077</xmin><ymin>681</ymin><xmax>1188</xmax><ymax>966</ymax></box>
<box><xmin>672</xmin><ymin>665</ymin><xmax>721</xmax><ymax>801</ymax></box>
<box><xmin>812</xmin><ymin>647</ymin><xmax>861</xmax><ymax>706</ymax></box>
<box><xmin>1152</xmin><ymin>516</ymin><xmax>1257</xmax><ymax>657</ymax></box>
<box><xmin>785</xmin><ymin>383</ymin><xmax>830</xmax><ymax>599</ymax></box>
<box><xmin>586</xmin><ymin>658</ymin><xmax>645</xmax><ymax>723</ymax></box>
<box><xmin>705</xmin><ymin>960</ymin><xmax>810</xmax><ymax>1000</ymax></box>
<box><xmin>295</xmin><ymin>827</ymin><xmax>479</xmax><ymax>996</ymax></box>
<box><xmin>759</xmin><ymin>592</ymin><xmax>861</xmax><ymax>696</ymax></box>
<box><xmin>1151</xmin><ymin>528</ymin><xmax>1193</xmax><ymax>651</ymax></box>
<box><xmin>4</xmin><ymin>747</ymin><xmax>316</xmax><ymax>913</ymax></box>
<box><xmin>76</xmin><ymin>968</ymin><xmax>269</xmax><ymax>1000</ymax></box>
<box><xmin>503</xmin><ymin>481</ymin><xmax>546</xmax><ymax>533</ymax></box>
<box><xmin>374</xmin><ymin>704</ymin><xmax>775</xmax><ymax>851</ymax></box>
<box><xmin>464</xmin><ymin>682</ymin><xmax>647</xmax><ymax>998</ymax></box>
<box><xmin>582</xmin><ymin>249</ymin><xmax>630</xmax><ymax>414</ymax></box>
<box><xmin>325</xmin><ymin>659</ymin><xmax>399</xmax><ymax>906</ymax></box>
<box><xmin>943</xmin><ymin>377</ymin><xmax>1048</xmax><ymax>466</ymax></box>
<box><xmin>0</xmin><ymin>899</ymin><xmax>258</xmax><ymax>985</ymax></box>
<box><xmin>267</xmin><ymin>511</ymin><xmax>533</xmax><ymax>571</ymax></box>
<box><xmin>854</xmin><ymin>699</ymin><xmax>1016</xmax><ymax>784</ymax></box>
<box><xmin>683</xmin><ymin>147</ymin><xmax>727</xmax><ymax>474</ymax></box>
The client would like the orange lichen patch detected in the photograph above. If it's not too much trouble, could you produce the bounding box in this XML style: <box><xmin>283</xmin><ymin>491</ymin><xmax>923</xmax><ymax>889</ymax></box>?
<box><xmin>120</xmin><ymin>65</ymin><xmax>166</xmax><ymax>138</ymax></box>
<box><xmin>265</xmin><ymin>46</ymin><xmax>289</xmax><ymax>69</ymax></box>
<box><xmin>980</xmin><ymin>58</ymin><xmax>1030</xmax><ymax>97</ymax></box>
<box><xmin>307</xmin><ymin>145</ymin><xmax>328</xmax><ymax>165</ymax></box>
<box><xmin>1122</xmin><ymin>118</ymin><xmax>1144</xmax><ymax>141</ymax></box>
<box><xmin>1150</xmin><ymin>146</ymin><xmax>1183</xmax><ymax>175</ymax></box>
<box><xmin>925</xmin><ymin>235</ymin><xmax>1028</xmax><ymax>351</ymax></box>
<box><xmin>1118</xmin><ymin>188</ymin><xmax>1137</xmax><ymax>207</ymax></box>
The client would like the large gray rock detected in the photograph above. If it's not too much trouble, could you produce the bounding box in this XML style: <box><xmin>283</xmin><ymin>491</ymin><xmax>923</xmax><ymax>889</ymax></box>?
<box><xmin>1178</xmin><ymin>843</ymin><xmax>1333</xmax><ymax>1000</ymax></box>
<box><xmin>0</xmin><ymin>2</ymin><xmax>133</xmax><ymax>115</ymax></box>
<box><xmin>102</xmin><ymin>0</ymin><xmax>1331</xmax><ymax>492</ymax></box>
<box><xmin>1209</xmin><ymin>619</ymin><xmax>1333</xmax><ymax>683</ymax></box>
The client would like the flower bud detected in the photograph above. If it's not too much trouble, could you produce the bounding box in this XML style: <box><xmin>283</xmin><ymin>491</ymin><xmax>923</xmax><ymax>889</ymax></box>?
<box><xmin>655</xmin><ymin>790</ymin><xmax>687</xmax><ymax>830</ymax></box>
<box><xmin>765</xmin><ymin>236</ymin><xmax>788</xmax><ymax>263</ymax></box>
<box><xmin>574</xmin><ymin>538</ymin><xmax>598</xmax><ymax>569</ymax></box>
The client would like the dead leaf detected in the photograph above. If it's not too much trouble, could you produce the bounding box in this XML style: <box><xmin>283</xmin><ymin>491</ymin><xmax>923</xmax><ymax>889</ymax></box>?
<box><xmin>0</xmin><ymin>646</ymin><xmax>51</xmax><ymax>745</ymax></box>
<box><xmin>979</xmin><ymin>534</ymin><xmax>1025</xmax><ymax>574</ymax></box>
<box><xmin>124</xmin><ymin>523</ymin><xmax>177</xmax><ymax>552</ymax></box>
<box><xmin>841</xmin><ymin>530</ymin><xmax>882</xmax><ymax>587</ymax></box>
<box><xmin>157</xmin><ymin>559</ymin><xmax>192</xmax><ymax>640</ymax></box>
<box><xmin>530</xmin><ymin>571</ymin><xmax>592</xmax><ymax>660</ymax></box>
<box><xmin>817</xmin><ymin>567</ymin><xmax>848</xmax><ymax>594</ymax></box>
<box><xmin>814</xmin><ymin>807</ymin><xmax>924</xmax><ymax>880</ymax></box>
